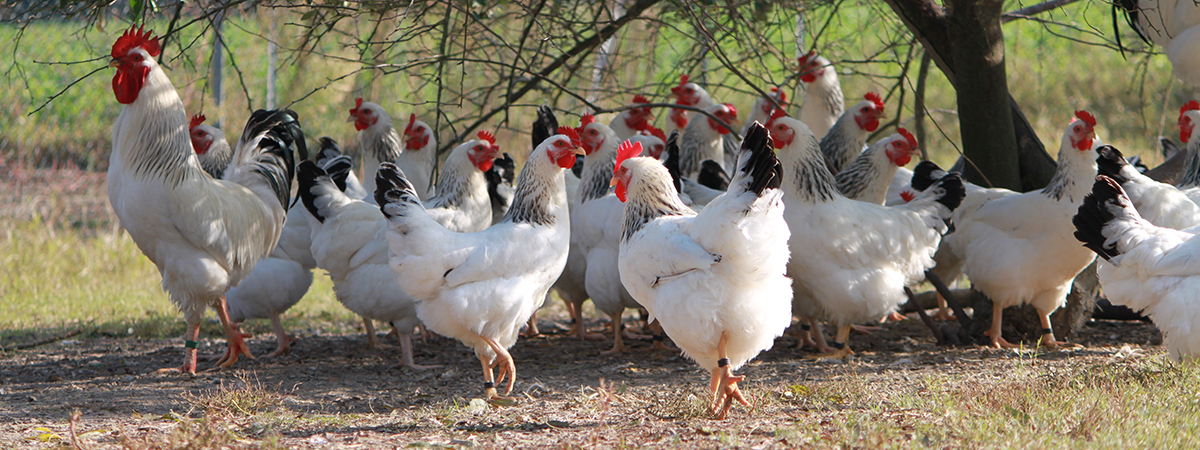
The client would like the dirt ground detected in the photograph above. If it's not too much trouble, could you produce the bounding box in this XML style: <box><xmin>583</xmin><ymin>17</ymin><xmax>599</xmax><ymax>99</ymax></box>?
<box><xmin>0</xmin><ymin>312</ymin><xmax>1165</xmax><ymax>449</ymax></box>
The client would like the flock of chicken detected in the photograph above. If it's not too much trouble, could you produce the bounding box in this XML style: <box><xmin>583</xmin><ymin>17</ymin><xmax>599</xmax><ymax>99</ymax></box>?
<box><xmin>104</xmin><ymin>24</ymin><xmax>1200</xmax><ymax>419</ymax></box>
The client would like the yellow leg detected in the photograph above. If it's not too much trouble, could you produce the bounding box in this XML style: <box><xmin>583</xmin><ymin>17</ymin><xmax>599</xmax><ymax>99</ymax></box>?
<box><xmin>600</xmin><ymin>312</ymin><xmax>627</xmax><ymax>355</ymax></box>
<box><xmin>988</xmin><ymin>303</ymin><xmax>1017</xmax><ymax>349</ymax></box>
<box><xmin>214</xmin><ymin>295</ymin><xmax>256</xmax><ymax>368</ymax></box>
<box><xmin>805</xmin><ymin>325</ymin><xmax>854</xmax><ymax>359</ymax></box>
<box><xmin>710</xmin><ymin>332</ymin><xmax>749</xmax><ymax>419</ymax></box>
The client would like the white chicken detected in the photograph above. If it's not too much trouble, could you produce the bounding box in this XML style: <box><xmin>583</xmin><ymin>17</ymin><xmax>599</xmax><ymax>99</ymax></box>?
<box><xmin>616</xmin><ymin>123</ymin><xmax>791</xmax><ymax>419</ymax></box>
<box><xmin>770</xmin><ymin>116</ymin><xmax>964</xmax><ymax>358</ymax></box>
<box><xmin>188</xmin><ymin>113</ymin><xmax>231</xmax><ymax>178</ymax></box>
<box><xmin>679</xmin><ymin>103</ymin><xmax>739</xmax><ymax>178</ymax></box>
<box><xmin>795</xmin><ymin>51</ymin><xmax>844</xmax><ymax>140</ymax></box>
<box><xmin>350</xmin><ymin>99</ymin><xmax>437</xmax><ymax>202</ymax></box>
<box><xmin>1095</xmin><ymin>145</ymin><xmax>1200</xmax><ymax>230</ymax></box>
<box><xmin>377</xmin><ymin>129</ymin><xmax>582</xmax><ymax>400</ymax></box>
<box><xmin>1117</xmin><ymin>0</ymin><xmax>1200</xmax><ymax>89</ymax></box>
<box><xmin>665</xmin><ymin>74</ymin><xmax>717</xmax><ymax>138</ymax></box>
<box><xmin>107</xmin><ymin>26</ymin><xmax>301</xmax><ymax>373</ymax></box>
<box><xmin>949</xmin><ymin>111</ymin><xmax>1099</xmax><ymax>348</ymax></box>
<box><xmin>609</xmin><ymin>94</ymin><xmax>655</xmax><ymax>141</ymax></box>
<box><xmin>835</xmin><ymin>128</ymin><xmax>919</xmax><ymax>205</ymax></box>
<box><xmin>1073</xmin><ymin>175</ymin><xmax>1200</xmax><ymax>361</ymax></box>
<box><xmin>819</xmin><ymin>92</ymin><xmax>886</xmax><ymax>175</ymax></box>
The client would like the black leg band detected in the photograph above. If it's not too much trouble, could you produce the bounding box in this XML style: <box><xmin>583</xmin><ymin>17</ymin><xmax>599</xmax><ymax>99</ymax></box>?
<box><xmin>184</xmin><ymin>340</ymin><xmax>200</xmax><ymax>349</ymax></box>
<box><xmin>483</xmin><ymin>381</ymin><xmax>495</xmax><ymax>389</ymax></box>
<box><xmin>800</xmin><ymin>324</ymin><xmax>812</xmax><ymax>331</ymax></box>
<box><xmin>830</xmin><ymin>341</ymin><xmax>845</xmax><ymax>350</ymax></box>
<box><xmin>1040</xmin><ymin>328</ymin><xmax>1053</xmax><ymax>336</ymax></box>
<box><xmin>717</xmin><ymin>358</ymin><xmax>730</xmax><ymax>367</ymax></box>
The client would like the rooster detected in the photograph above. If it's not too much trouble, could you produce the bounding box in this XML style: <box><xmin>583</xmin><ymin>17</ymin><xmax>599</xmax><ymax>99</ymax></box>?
<box><xmin>679</xmin><ymin>103</ymin><xmax>739</xmax><ymax>178</ymax></box>
<box><xmin>107</xmin><ymin>26</ymin><xmax>301</xmax><ymax>373</ymax></box>
<box><xmin>795</xmin><ymin>51</ymin><xmax>844</xmax><ymax>140</ymax></box>
<box><xmin>770</xmin><ymin>116</ymin><xmax>963</xmax><ymax>358</ymax></box>
<box><xmin>350</xmin><ymin>100</ymin><xmax>436</xmax><ymax>201</ymax></box>
<box><xmin>949</xmin><ymin>111</ymin><xmax>1099</xmax><ymax>348</ymax></box>
<box><xmin>188</xmin><ymin>114</ymin><xmax>231</xmax><ymax>179</ymax></box>
<box><xmin>616</xmin><ymin>123</ymin><xmax>791</xmax><ymax>419</ymax></box>
<box><xmin>1073</xmin><ymin>176</ymin><xmax>1200</xmax><ymax>361</ymax></box>
<box><xmin>609</xmin><ymin>95</ymin><xmax>655</xmax><ymax>141</ymax></box>
<box><xmin>819</xmin><ymin>92</ymin><xmax>886</xmax><ymax>175</ymax></box>
<box><xmin>377</xmin><ymin>129</ymin><xmax>583</xmax><ymax>400</ymax></box>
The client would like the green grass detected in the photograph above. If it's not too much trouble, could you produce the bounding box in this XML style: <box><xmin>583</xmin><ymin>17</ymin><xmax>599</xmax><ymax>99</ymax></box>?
<box><xmin>0</xmin><ymin>218</ymin><xmax>361</xmax><ymax>345</ymax></box>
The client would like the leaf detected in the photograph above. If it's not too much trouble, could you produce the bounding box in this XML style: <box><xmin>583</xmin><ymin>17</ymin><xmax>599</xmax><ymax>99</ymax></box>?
<box><xmin>31</xmin><ymin>432</ymin><xmax>61</xmax><ymax>442</ymax></box>
<box><xmin>301</xmin><ymin>10</ymin><xmax>318</xmax><ymax>22</ymax></box>
<box><xmin>128</xmin><ymin>0</ymin><xmax>143</xmax><ymax>21</ymax></box>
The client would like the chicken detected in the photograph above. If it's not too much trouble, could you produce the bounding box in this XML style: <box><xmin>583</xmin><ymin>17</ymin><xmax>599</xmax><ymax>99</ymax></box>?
<box><xmin>949</xmin><ymin>111</ymin><xmax>1099</xmax><ymax>348</ymax></box>
<box><xmin>484</xmin><ymin>153</ymin><xmax>517</xmax><ymax>225</ymax></box>
<box><xmin>665</xmin><ymin>74</ymin><xmax>717</xmax><ymax>138</ymax></box>
<box><xmin>350</xmin><ymin>100</ymin><xmax>436</xmax><ymax>202</ymax></box>
<box><xmin>303</xmin><ymin>132</ymin><xmax>501</xmax><ymax>351</ymax></box>
<box><xmin>616</xmin><ymin>123</ymin><xmax>791</xmax><ymax>419</ymax></box>
<box><xmin>107</xmin><ymin>26</ymin><xmax>301</xmax><ymax>373</ymax></box>
<box><xmin>297</xmin><ymin>157</ymin><xmax>438</xmax><ymax>370</ymax></box>
<box><xmin>1116</xmin><ymin>0</ymin><xmax>1200</xmax><ymax>88</ymax></box>
<box><xmin>609</xmin><ymin>94</ymin><xmax>655</xmax><ymax>141</ymax></box>
<box><xmin>1172</xmin><ymin>102</ymin><xmax>1200</xmax><ymax>199</ymax></box>
<box><xmin>574</xmin><ymin>115</ymin><xmax>660</xmax><ymax>354</ymax></box>
<box><xmin>1073</xmin><ymin>175</ymin><xmax>1200</xmax><ymax>361</ymax></box>
<box><xmin>189</xmin><ymin>113</ymin><xmax>231</xmax><ymax>178</ymax></box>
<box><xmin>1096</xmin><ymin>145</ymin><xmax>1200</xmax><ymax>230</ymax></box>
<box><xmin>741</xmin><ymin>87</ymin><xmax>788</xmax><ymax>137</ymax></box>
<box><xmin>770</xmin><ymin>116</ymin><xmax>964</xmax><ymax>358</ymax></box>
<box><xmin>377</xmin><ymin>129</ymin><xmax>582</xmax><ymax>400</ymax></box>
<box><xmin>795</xmin><ymin>51</ymin><xmax>844</xmax><ymax>140</ymax></box>
<box><xmin>316</xmin><ymin>138</ymin><xmax>369</xmax><ymax>201</ymax></box>
<box><xmin>819</xmin><ymin>92</ymin><xmax>886</xmax><ymax>175</ymax></box>
<box><xmin>679</xmin><ymin>103</ymin><xmax>739</xmax><ymax>178</ymax></box>
<box><xmin>835</xmin><ymin>128</ymin><xmax>919</xmax><ymax>205</ymax></box>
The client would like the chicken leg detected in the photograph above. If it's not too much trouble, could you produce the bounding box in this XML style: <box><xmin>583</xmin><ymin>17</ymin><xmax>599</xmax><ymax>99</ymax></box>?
<box><xmin>569</xmin><ymin>299</ymin><xmax>606</xmax><ymax>341</ymax></box>
<box><xmin>214</xmin><ymin>295</ymin><xmax>256</xmax><ymax>368</ymax></box>
<box><xmin>600</xmin><ymin>312</ymin><xmax>628</xmax><ymax>355</ymax></box>
<box><xmin>1036</xmin><ymin>309</ymin><xmax>1078</xmax><ymax>349</ymax></box>
<box><xmin>156</xmin><ymin>321</ymin><xmax>202</xmax><ymax>374</ymax></box>
<box><xmin>363</xmin><ymin>318</ymin><xmax>393</xmax><ymax>349</ymax></box>
<box><xmin>647</xmin><ymin>319</ymin><xmax>673</xmax><ymax>350</ymax></box>
<box><xmin>806</xmin><ymin>325</ymin><xmax>854</xmax><ymax>359</ymax></box>
<box><xmin>806</xmin><ymin>318</ymin><xmax>834</xmax><ymax>354</ymax></box>
<box><xmin>987</xmin><ymin>302</ymin><xmax>1018</xmax><ymax>349</ymax></box>
<box><xmin>933</xmin><ymin>293</ymin><xmax>956</xmax><ymax>321</ymax></box>
<box><xmin>395</xmin><ymin>332</ymin><xmax>442</xmax><ymax>370</ymax></box>
<box><xmin>708</xmin><ymin>333</ymin><xmax>749</xmax><ymax>419</ymax></box>
<box><xmin>521</xmin><ymin>311</ymin><xmax>542</xmax><ymax>338</ymax></box>
<box><xmin>476</xmin><ymin>334</ymin><xmax>517</xmax><ymax>401</ymax></box>
<box><xmin>265</xmin><ymin>313</ymin><xmax>297</xmax><ymax>358</ymax></box>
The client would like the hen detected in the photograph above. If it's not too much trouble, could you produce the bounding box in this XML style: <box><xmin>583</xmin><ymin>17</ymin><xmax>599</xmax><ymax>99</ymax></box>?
<box><xmin>795</xmin><ymin>51</ymin><xmax>844</xmax><ymax>140</ymax></box>
<box><xmin>107</xmin><ymin>26</ymin><xmax>301</xmax><ymax>373</ymax></box>
<box><xmin>616</xmin><ymin>123</ymin><xmax>791</xmax><ymax>419</ymax></box>
<box><xmin>835</xmin><ymin>128</ymin><xmax>919</xmax><ymax>205</ymax></box>
<box><xmin>350</xmin><ymin>99</ymin><xmax>436</xmax><ymax>201</ymax></box>
<box><xmin>665</xmin><ymin>74</ymin><xmax>717</xmax><ymax>138</ymax></box>
<box><xmin>949</xmin><ymin>111</ymin><xmax>1099</xmax><ymax>348</ymax></box>
<box><xmin>1095</xmin><ymin>145</ymin><xmax>1200</xmax><ymax>230</ymax></box>
<box><xmin>189</xmin><ymin>114</ymin><xmax>231</xmax><ymax>178</ymax></box>
<box><xmin>1073</xmin><ymin>176</ymin><xmax>1200</xmax><ymax>361</ymax></box>
<box><xmin>609</xmin><ymin>95</ymin><xmax>655</xmax><ymax>141</ymax></box>
<box><xmin>770</xmin><ymin>116</ymin><xmax>963</xmax><ymax>358</ymax></box>
<box><xmin>377</xmin><ymin>129</ymin><xmax>582</xmax><ymax>400</ymax></box>
<box><xmin>679</xmin><ymin>103</ymin><xmax>739</xmax><ymax>178</ymax></box>
<box><xmin>819</xmin><ymin>92</ymin><xmax>886</xmax><ymax>175</ymax></box>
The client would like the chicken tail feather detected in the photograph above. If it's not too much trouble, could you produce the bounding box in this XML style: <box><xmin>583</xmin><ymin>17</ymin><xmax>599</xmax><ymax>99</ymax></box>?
<box><xmin>375</xmin><ymin>162</ymin><xmax>425</xmax><ymax>221</ymax></box>
<box><xmin>1095</xmin><ymin>145</ymin><xmax>1132</xmax><ymax>184</ymax></box>
<box><xmin>910</xmin><ymin>160</ymin><xmax>948</xmax><ymax>192</ymax></box>
<box><xmin>532</xmin><ymin>105</ymin><xmax>559</xmax><ymax>151</ymax></box>
<box><xmin>664</xmin><ymin>130</ymin><xmax>684</xmax><ymax>194</ymax></box>
<box><xmin>297</xmin><ymin>160</ymin><xmax>344</xmax><ymax>224</ymax></box>
<box><xmin>232</xmin><ymin>109</ymin><xmax>304</xmax><ymax>210</ymax></box>
<box><xmin>730</xmin><ymin>122</ymin><xmax>782</xmax><ymax>197</ymax></box>
<box><xmin>698</xmin><ymin>159</ymin><xmax>730</xmax><ymax>191</ymax></box>
<box><xmin>1073</xmin><ymin>175</ymin><xmax>1134</xmax><ymax>261</ymax></box>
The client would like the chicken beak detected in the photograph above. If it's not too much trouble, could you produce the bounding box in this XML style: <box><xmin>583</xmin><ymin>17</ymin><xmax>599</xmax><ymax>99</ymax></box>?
<box><xmin>609</xmin><ymin>176</ymin><xmax>619</xmax><ymax>187</ymax></box>
<box><xmin>570</xmin><ymin>147</ymin><xmax>586</xmax><ymax>156</ymax></box>
<box><xmin>108</xmin><ymin>59</ymin><xmax>121</xmax><ymax>68</ymax></box>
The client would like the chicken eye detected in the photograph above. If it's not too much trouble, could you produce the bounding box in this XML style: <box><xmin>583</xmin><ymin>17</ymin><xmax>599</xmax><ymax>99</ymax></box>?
<box><xmin>588</xmin><ymin>130</ymin><xmax>597</xmax><ymax>136</ymax></box>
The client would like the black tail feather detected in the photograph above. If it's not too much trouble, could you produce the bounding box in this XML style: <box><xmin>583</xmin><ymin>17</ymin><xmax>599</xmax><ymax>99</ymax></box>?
<box><xmin>697</xmin><ymin>160</ymin><xmax>730</xmax><ymax>191</ymax></box>
<box><xmin>316</xmin><ymin>137</ymin><xmax>344</xmax><ymax>163</ymax></box>
<box><xmin>532</xmin><ymin>105</ymin><xmax>558</xmax><ymax>151</ymax></box>
<box><xmin>664</xmin><ymin>130</ymin><xmax>683</xmax><ymax>194</ymax></box>
<box><xmin>911</xmin><ymin>161</ymin><xmax>946</xmax><ymax>192</ymax></box>
<box><xmin>375</xmin><ymin>162</ymin><xmax>419</xmax><ymax>219</ymax></box>
<box><xmin>297</xmin><ymin>160</ymin><xmax>327</xmax><ymax>223</ymax></box>
<box><xmin>240</xmin><ymin>109</ymin><xmax>303</xmax><ymax>210</ymax></box>
<box><xmin>931</xmin><ymin>173</ymin><xmax>965</xmax><ymax>212</ymax></box>
<box><xmin>1073</xmin><ymin>176</ymin><xmax>1126</xmax><ymax>261</ymax></box>
<box><xmin>738</xmin><ymin>122</ymin><xmax>782</xmax><ymax>197</ymax></box>
<box><xmin>1095</xmin><ymin>145</ymin><xmax>1131</xmax><ymax>184</ymax></box>
<box><xmin>1162</xmin><ymin>137</ymin><xmax>1181</xmax><ymax>159</ymax></box>
<box><xmin>315</xmin><ymin>137</ymin><xmax>352</xmax><ymax>192</ymax></box>
<box><xmin>484</xmin><ymin>152</ymin><xmax>517</xmax><ymax>212</ymax></box>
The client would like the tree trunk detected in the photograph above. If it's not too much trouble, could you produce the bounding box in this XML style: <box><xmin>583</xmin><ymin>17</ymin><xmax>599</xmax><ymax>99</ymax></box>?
<box><xmin>946</xmin><ymin>0</ymin><xmax>1021</xmax><ymax>189</ymax></box>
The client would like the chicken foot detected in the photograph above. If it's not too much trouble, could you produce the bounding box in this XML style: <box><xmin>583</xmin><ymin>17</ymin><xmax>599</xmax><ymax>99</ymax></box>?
<box><xmin>214</xmin><ymin>295</ymin><xmax>256</xmax><ymax>368</ymax></box>
<box><xmin>600</xmin><ymin>312</ymin><xmax>630</xmax><ymax>355</ymax></box>
<box><xmin>1036</xmin><ymin>309</ymin><xmax>1079</xmax><ymax>349</ymax></box>
<box><xmin>362</xmin><ymin>318</ymin><xmax>393</xmax><ymax>349</ymax></box>
<box><xmin>708</xmin><ymin>333</ymin><xmax>749</xmax><ymax>419</ymax></box>
<box><xmin>156</xmin><ymin>321</ymin><xmax>202</xmax><ymax>375</ymax></box>
<box><xmin>987</xmin><ymin>303</ymin><xmax>1018</xmax><ymax>349</ymax></box>
<box><xmin>265</xmin><ymin>313</ymin><xmax>297</xmax><ymax>358</ymax></box>
<box><xmin>569</xmin><ymin>300</ymin><xmax>606</xmax><ymax>341</ymax></box>
<box><xmin>477</xmin><ymin>334</ymin><xmax>517</xmax><ymax>400</ymax></box>
<box><xmin>394</xmin><ymin>332</ymin><xmax>442</xmax><ymax>371</ymax></box>
<box><xmin>806</xmin><ymin>325</ymin><xmax>854</xmax><ymax>359</ymax></box>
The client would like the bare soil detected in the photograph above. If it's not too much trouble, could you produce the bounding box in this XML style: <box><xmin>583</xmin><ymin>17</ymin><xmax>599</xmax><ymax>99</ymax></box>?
<box><xmin>0</xmin><ymin>312</ymin><xmax>1165</xmax><ymax>449</ymax></box>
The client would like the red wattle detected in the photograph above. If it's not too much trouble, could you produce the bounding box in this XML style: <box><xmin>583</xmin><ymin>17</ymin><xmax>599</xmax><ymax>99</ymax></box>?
<box><xmin>554</xmin><ymin>152</ymin><xmax>576</xmax><ymax>169</ymax></box>
<box><xmin>615</xmin><ymin>183</ymin><xmax>627</xmax><ymax>202</ymax></box>
<box><xmin>801</xmin><ymin>73</ymin><xmax>817</xmax><ymax>83</ymax></box>
<box><xmin>112</xmin><ymin>66</ymin><xmax>148</xmax><ymax>105</ymax></box>
<box><xmin>669</xmin><ymin>109</ymin><xmax>688</xmax><ymax>128</ymax></box>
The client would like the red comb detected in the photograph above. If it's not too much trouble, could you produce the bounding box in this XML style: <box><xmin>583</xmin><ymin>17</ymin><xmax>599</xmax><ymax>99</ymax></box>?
<box><xmin>633</xmin><ymin>95</ymin><xmax>649</xmax><ymax>104</ymax></box>
<box><xmin>898</xmin><ymin>127</ymin><xmax>917</xmax><ymax>148</ymax></box>
<box><xmin>767</xmin><ymin>107</ymin><xmax>788</xmax><ymax>125</ymax></box>
<box><xmin>671</xmin><ymin>74</ymin><xmax>689</xmax><ymax>95</ymax></box>
<box><xmin>900</xmin><ymin>190</ymin><xmax>915</xmax><ymax>202</ymax></box>
<box><xmin>1074</xmin><ymin>110</ymin><xmax>1096</xmax><ymax>127</ymax></box>
<box><xmin>723</xmin><ymin>103</ymin><xmax>738</xmax><ymax>118</ymax></box>
<box><xmin>769</xmin><ymin>87</ymin><xmax>788</xmax><ymax>105</ymax></box>
<box><xmin>798</xmin><ymin>50</ymin><xmax>815</xmax><ymax>66</ymax></box>
<box><xmin>477</xmin><ymin>130</ymin><xmax>496</xmax><ymax>146</ymax></box>
<box><xmin>557</xmin><ymin>126</ymin><xmax>581</xmax><ymax>148</ymax></box>
<box><xmin>350</xmin><ymin>97</ymin><xmax>363</xmax><ymax>115</ymax></box>
<box><xmin>112</xmin><ymin>25</ymin><xmax>160</xmax><ymax>59</ymax></box>
<box><xmin>614</xmin><ymin>140</ymin><xmax>644</xmax><ymax>176</ymax></box>
<box><xmin>865</xmin><ymin>92</ymin><xmax>884</xmax><ymax>110</ymax></box>
<box><xmin>646</xmin><ymin>125</ymin><xmax>666</xmax><ymax>142</ymax></box>
<box><xmin>1182</xmin><ymin>101</ymin><xmax>1200</xmax><ymax>115</ymax></box>
<box><xmin>581</xmin><ymin>114</ymin><xmax>595</xmax><ymax>127</ymax></box>
<box><xmin>404</xmin><ymin>113</ymin><xmax>417</xmax><ymax>135</ymax></box>
<box><xmin>189</xmin><ymin>113</ymin><xmax>206</xmax><ymax>131</ymax></box>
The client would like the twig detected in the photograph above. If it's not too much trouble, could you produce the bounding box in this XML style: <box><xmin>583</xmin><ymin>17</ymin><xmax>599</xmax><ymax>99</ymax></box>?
<box><xmin>27</xmin><ymin>66</ymin><xmax>107</xmax><ymax>116</ymax></box>
<box><xmin>1000</xmin><ymin>0</ymin><xmax>1080</xmax><ymax>24</ymax></box>
<box><xmin>4</xmin><ymin>327</ymin><xmax>83</xmax><ymax>351</ymax></box>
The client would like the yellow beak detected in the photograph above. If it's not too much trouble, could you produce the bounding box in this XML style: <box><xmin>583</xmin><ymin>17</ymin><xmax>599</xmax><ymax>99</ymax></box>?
<box><xmin>610</xmin><ymin>176</ymin><xmax>619</xmax><ymax>187</ymax></box>
<box><xmin>108</xmin><ymin>59</ymin><xmax>121</xmax><ymax>68</ymax></box>
<box><xmin>570</xmin><ymin>147</ymin><xmax>586</xmax><ymax>155</ymax></box>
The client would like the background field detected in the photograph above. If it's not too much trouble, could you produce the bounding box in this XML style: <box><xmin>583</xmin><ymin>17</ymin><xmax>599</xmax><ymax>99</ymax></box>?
<box><xmin>1</xmin><ymin>0</ymin><xmax>1198</xmax><ymax>448</ymax></box>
